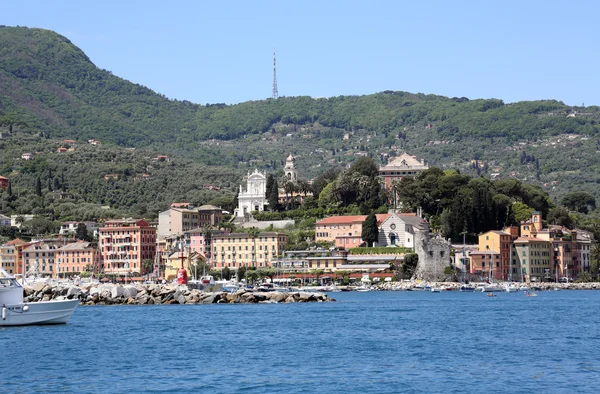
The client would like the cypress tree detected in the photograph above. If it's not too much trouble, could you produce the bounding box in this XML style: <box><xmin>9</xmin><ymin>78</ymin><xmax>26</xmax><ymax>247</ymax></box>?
<box><xmin>361</xmin><ymin>212</ymin><xmax>379</xmax><ymax>247</ymax></box>
<box><xmin>35</xmin><ymin>177</ymin><xmax>42</xmax><ymax>196</ymax></box>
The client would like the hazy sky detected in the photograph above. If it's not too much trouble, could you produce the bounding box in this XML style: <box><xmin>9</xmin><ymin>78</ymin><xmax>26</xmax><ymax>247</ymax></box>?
<box><xmin>4</xmin><ymin>0</ymin><xmax>599</xmax><ymax>106</ymax></box>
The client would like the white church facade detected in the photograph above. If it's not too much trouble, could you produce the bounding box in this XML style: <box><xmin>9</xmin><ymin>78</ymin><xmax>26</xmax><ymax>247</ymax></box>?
<box><xmin>235</xmin><ymin>169</ymin><xmax>268</xmax><ymax>218</ymax></box>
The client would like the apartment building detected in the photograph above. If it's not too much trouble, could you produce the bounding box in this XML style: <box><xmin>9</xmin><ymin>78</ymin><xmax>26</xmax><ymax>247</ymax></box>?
<box><xmin>55</xmin><ymin>241</ymin><xmax>98</xmax><ymax>278</ymax></box>
<box><xmin>157</xmin><ymin>205</ymin><xmax>222</xmax><ymax>240</ymax></box>
<box><xmin>0</xmin><ymin>239</ymin><xmax>28</xmax><ymax>275</ymax></box>
<box><xmin>99</xmin><ymin>219</ymin><xmax>156</xmax><ymax>275</ymax></box>
<box><xmin>212</xmin><ymin>232</ymin><xmax>288</xmax><ymax>269</ymax></box>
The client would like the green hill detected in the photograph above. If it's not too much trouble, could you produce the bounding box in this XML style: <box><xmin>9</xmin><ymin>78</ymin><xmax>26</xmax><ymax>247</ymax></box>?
<box><xmin>2</xmin><ymin>25</ymin><xmax>600</xmax><ymax>214</ymax></box>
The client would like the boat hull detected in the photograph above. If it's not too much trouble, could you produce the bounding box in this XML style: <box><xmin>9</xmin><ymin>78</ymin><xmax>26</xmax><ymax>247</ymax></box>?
<box><xmin>0</xmin><ymin>299</ymin><xmax>79</xmax><ymax>327</ymax></box>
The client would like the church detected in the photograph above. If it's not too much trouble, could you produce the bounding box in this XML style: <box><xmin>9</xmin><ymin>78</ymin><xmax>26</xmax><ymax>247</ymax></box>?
<box><xmin>234</xmin><ymin>169</ymin><xmax>268</xmax><ymax>218</ymax></box>
<box><xmin>234</xmin><ymin>154</ymin><xmax>303</xmax><ymax>218</ymax></box>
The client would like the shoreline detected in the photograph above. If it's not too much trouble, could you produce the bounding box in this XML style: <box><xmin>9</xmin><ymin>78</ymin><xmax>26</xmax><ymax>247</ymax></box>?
<box><xmin>374</xmin><ymin>281</ymin><xmax>600</xmax><ymax>291</ymax></box>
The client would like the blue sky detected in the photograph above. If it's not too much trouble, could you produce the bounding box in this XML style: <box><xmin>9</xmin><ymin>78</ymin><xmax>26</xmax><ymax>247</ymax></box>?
<box><xmin>4</xmin><ymin>0</ymin><xmax>599</xmax><ymax>106</ymax></box>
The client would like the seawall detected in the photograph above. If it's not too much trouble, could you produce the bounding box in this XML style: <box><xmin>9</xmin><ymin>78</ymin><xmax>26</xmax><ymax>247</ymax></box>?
<box><xmin>22</xmin><ymin>282</ymin><xmax>334</xmax><ymax>305</ymax></box>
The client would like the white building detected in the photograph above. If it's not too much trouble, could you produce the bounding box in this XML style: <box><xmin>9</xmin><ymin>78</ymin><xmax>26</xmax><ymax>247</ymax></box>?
<box><xmin>284</xmin><ymin>154</ymin><xmax>297</xmax><ymax>182</ymax></box>
<box><xmin>235</xmin><ymin>169</ymin><xmax>268</xmax><ymax>218</ymax></box>
<box><xmin>377</xmin><ymin>212</ymin><xmax>429</xmax><ymax>248</ymax></box>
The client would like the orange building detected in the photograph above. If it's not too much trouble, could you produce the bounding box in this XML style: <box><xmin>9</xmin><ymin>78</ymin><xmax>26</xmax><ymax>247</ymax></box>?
<box><xmin>315</xmin><ymin>214</ymin><xmax>390</xmax><ymax>248</ymax></box>
<box><xmin>55</xmin><ymin>241</ymin><xmax>99</xmax><ymax>278</ymax></box>
<box><xmin>99</xmin><ymin>219</ymin><xmax>156</xmax><ymax>275</ymax></box>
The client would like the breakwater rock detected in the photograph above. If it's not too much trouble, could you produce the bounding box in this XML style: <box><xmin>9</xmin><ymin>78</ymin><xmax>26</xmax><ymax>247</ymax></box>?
<box><xmin>22</xmin><ymin>282</ymin><xmax>334</xmax><ymax>305</ymax></box>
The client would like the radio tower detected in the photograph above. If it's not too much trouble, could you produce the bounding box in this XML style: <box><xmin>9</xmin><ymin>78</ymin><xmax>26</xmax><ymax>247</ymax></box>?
<box><xmin>272</xmin><ymin>48</ymin><xmax>278</xmax><ymax>99</ymax></box>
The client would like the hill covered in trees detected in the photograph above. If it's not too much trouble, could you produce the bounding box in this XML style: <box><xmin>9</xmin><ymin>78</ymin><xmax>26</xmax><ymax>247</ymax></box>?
<box><xmin>2</xmin><ymin>25</ymin><xmax>600</xmax><ymax>219</ymax></box>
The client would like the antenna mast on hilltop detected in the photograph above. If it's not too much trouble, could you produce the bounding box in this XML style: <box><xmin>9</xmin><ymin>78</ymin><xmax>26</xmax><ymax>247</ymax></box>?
<box><xmin>272</xmin><ymin>48</ymin><xmax>278</xmax><ymax>99</ymax></box>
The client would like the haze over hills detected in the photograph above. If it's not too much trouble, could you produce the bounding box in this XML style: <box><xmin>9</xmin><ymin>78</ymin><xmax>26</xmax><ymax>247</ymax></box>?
<box><xmin>2</xmin><ymin>25</ymin><xmax>600</xmax><ymax>209</ymax></box>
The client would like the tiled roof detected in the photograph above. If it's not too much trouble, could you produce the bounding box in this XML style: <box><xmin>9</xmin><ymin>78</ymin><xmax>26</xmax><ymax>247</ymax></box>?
<box><xmin>316</xmin><ymin>214</ymin><xmax>390</xmax><ymax>225</ymax></box>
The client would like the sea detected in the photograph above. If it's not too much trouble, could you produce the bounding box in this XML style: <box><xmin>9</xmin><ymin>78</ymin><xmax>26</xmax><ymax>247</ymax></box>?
<box><xmin>1</xmin><ymin>290</ymin><xmax>599</xmax><ymax>393</ymax></box>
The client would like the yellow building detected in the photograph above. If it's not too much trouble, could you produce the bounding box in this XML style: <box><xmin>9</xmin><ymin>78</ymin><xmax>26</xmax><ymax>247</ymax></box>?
<box><xmin>164</xmin><ymin>250</ymin><xmax>203</xmax><ymax>281</ymax></box>
<box><xmin>477</xmin><ymin>230</ymin><xmax>512</xmax><ymax>279</ymax></box>
<box><xmin>0</xmin><ymin>239</ymin><xmax>29</xmax><ymax>276</ymax></box>
<box><xmin>212</xmin><ymin>232</ymin><xmax>288</xmax><ymax>269</ymax></box>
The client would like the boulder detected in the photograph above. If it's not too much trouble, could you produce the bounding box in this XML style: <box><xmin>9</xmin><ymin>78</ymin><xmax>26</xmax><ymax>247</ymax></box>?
<box><xmin>67</xmin><ymin>286</ymin><xmax>81</xmax><ymax>299</ymax></box>
<box><xmin>123</xmin><ymin>286</ymin><xmax>138</xmax><ymax>298</ymax></box>
<box><xmin>202</xmin><ymin>294</ymin><xmax>220</xmax><ymax>304</ymax></box>
<box><xmin>110</xmin><ymin>285</ymin><xmax>124</xmax><ymax>299</ymax></box>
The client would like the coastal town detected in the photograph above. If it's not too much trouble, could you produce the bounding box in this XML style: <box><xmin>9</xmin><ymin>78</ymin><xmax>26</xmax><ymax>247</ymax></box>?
<box><xmin>1</xmin><ymin>152</ymin><xmax>596</xmax><ymax>289</ymax></box>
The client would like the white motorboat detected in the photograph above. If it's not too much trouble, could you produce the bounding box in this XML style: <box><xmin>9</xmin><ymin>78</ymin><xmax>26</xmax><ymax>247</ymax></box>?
<box><xmin>504</xmin><ymin>284</ymin><xmax>520</xmax><ymax>293</ymax></box>
<box><xmin>355</xmin><ymin>285</ymin><xmax>372</xmax><ymax>292</ymax></box>
<box><xmin>1</xmin><ymin>268</ymin><xmax>79</xmax><ymax>327</ymax></box>
<box><xmin>476</xmin><ymin>284</ymin><xmax>503</xmax><ymax>292</ymax></box>
<box><xmin>430</xmin><ymin>287</ymin><xmax>443</xmax><ymax>293</ymax></box>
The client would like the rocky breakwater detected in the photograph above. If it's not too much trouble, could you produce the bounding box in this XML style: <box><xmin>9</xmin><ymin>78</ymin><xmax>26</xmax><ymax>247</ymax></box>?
<box><xmin>22</xmin><ymin>282</ymin><xmax>334</xmax><ymax>305</ymax></box>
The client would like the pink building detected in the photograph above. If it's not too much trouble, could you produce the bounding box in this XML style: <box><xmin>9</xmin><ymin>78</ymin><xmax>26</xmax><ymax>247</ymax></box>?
<box><xmin>99</xmin><ymin>219</ymin><xmax>156</xmax><ymax>275</ymax></box>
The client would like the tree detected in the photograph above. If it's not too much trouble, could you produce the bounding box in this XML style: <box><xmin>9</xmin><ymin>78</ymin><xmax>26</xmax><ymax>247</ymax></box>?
<box><xmin>401</xmin><ymin>253</ymin><xmax>419</xmax><ymax>278</ymax></box>
<box><xmin>75</xmin><ymin>222</ymin><xmax>91</xmax><ymax>241</ymax></box>
<box><xmin>361</xmin><ymin>212</ymin><xmax>379</xmax><ymax>247</ymax></box>
<box><xmin>141</xmin><ymin>259</ymin><xmax>154</xmax><ymax>275</ymax></box>
<box><xmin>35</xmin><ymin>176</ymin><xmax>42</xmax><ymax>196</ymax></box>
<box><xmin>268</xmin><ymin>178</ymin><xmax>279</xmax><ymax>211</ymax></box>
<box><xmin>547</xmin><ymin>206</ymin><xmax>574</xmax><ymax>229</ymax></box>
<box><xmin>561</xmin><ymin>192</ymin><xmax>596</xmax><ymax>214</ymax></box>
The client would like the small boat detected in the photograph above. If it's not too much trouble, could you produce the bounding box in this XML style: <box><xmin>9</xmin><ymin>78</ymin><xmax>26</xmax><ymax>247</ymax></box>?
<box><xmin>430</xmin><ymin>287</ymin><xmax>442</xmax><ymax>293</ymax></box>
<box><xmin>355</xmin><ymin>285</ymin><xmax>371</xmax><ymax>292</ymax></box>
<box><xmin>476</xmin><ymin>284</ymin><xmax>503</xmax><ymax>292</ymax></box>
<box><xmin>1</xmin><ymin>268</ymin><xmax>79</xmax><ymax>327</ymax></box>
<box><xmin>200</xmin><ymin>275</ymin><xmax>215</xmax><ymax>286</ymax></box>
<box><xmin>459</xmin><ymin>284</ymin><xmax>475</xmax><ymax>292</ymax></box>
<box><xmin>504</xmin><ymin>284</ymin><xmax>520</xmax><ymax>293</ymax></box>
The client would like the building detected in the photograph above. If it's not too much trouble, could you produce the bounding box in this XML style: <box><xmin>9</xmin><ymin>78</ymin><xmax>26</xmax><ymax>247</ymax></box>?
<box><xmin>59</xmin><ymin>221</ymin><xmax>100</xmax><ymax>238</ymax></box>
<box><xmin>283</xmin><ymin>153</ymin><xmax>297</xmax><ymax>182</ymax></box>
<box><xmin>10</xmin><ymin>214</ymin><xmax>35</xmax><ymax>227</ymax></box>
<box><xmin>475</xmin><ymin>230</ymin><xmax>513</xmax><ymax>279</ymax></box>
<box><xmin>314</xmin><ymin>214</ymin><xmax>390</xmax><ymax>249</ymax></box>
<box><xmin>235</xmin><ymin>169</ymin><xmax>268</xmax><ymax>217</ymax></box>
<box><xmin>0</xmin><ymin>175</ymin><xmax>8</xmax><ymax>190</ymax></box>
<box><xmin>513</xmin><ymin>237</ymin><xmax>552</xmax><ymax>282</ymax></box>
<box><xmin>379</xmin><ymin>153</ymin><xmax>429</xmax><ymax>190</ymax></box>
<box><xmin>164</xmin><ymin>249</ymin><xmax>203</xmax><ymax>281</ymax></box>
<box><xmin>21</xmin><ymin>241</ymin><xmax>63</xmax><ymax>277</ymax></box>
<box><xmin>21</xmin><ymin>152</ymin><xmax>34</xmax><ymax>160</ymax></box>
<box><xmin>377</xmin><ymin>213</ymin><xmax>429</xmax><ymax>248</ymax></box>
<box><xmin>55</xmin><ymin>241</ymin><xmax>98</xmax><ymax>278</ymax></box>
<box><xmin>0</xmin><ymin>239</ymin><xmax>28</xmax><ymax>275</ymax></box>
<box><xmin>212</xmin><ymin>232</ymin><xmax>288</xmax><ymax>269</ymax></box>
<box><xmin>157</xmin><ymin>205</ymin><xmax>222</xmax><ymax>240</ymax></box>
<box><xmin>99</xmin><ymin>219</ymin><xmax>156</xmax><ymax>276</ymax></box>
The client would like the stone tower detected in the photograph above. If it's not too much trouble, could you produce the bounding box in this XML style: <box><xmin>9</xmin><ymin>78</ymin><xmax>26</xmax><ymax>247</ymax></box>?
<box><xmin>412</xmin><ymin>228</ymin><xmax>452</xmax><ymax>282</ymax></box>
<box><xmin>284</xmin><ymin>154</ymin><xmax>297</xmax><ymax>183</ymax></box>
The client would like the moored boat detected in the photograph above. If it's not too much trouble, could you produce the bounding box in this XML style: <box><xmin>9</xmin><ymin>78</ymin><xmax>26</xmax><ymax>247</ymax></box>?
<box><xmin>1</xmin><ymin>268</ymin><xmax>79</xmax><ymax>327</ymax></box>
<box><xmin>459</xmin><ymin>284</ymin><xmax>475</xmax><ymax>292</ymax></box>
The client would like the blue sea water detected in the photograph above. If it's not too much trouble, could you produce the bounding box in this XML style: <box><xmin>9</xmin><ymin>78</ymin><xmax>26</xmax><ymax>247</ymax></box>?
<box><xmin>2</xmin><ymin>290</ymin><xmax>600</xmax><ymax>393</ymax></box>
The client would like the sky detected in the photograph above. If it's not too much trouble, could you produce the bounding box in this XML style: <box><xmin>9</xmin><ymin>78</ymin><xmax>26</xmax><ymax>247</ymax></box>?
<box><xmin>3</xmin><ymin>0</ymin><xmax>600</xmax><ymax>106</ymax></box>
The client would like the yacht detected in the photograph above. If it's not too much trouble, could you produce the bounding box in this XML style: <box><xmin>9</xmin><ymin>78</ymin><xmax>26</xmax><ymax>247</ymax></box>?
<box><xmin>1</xmin><ymin>268</ymin><xmax>79</xmax><ymax>326</ymax></box>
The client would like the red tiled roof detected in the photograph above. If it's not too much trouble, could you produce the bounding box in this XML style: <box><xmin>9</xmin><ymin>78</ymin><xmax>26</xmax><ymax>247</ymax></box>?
<box><xmin>317</xmin><ymin>214</ymin><xmax>390</xmax><ymax>225</ymax></box>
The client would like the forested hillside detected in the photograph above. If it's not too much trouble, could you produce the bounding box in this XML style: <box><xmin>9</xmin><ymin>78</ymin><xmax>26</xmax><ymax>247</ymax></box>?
<box><xmin>2</xmin><ymin>25</ymin><xmax>600</xmax><ymax>216</ymax></box>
